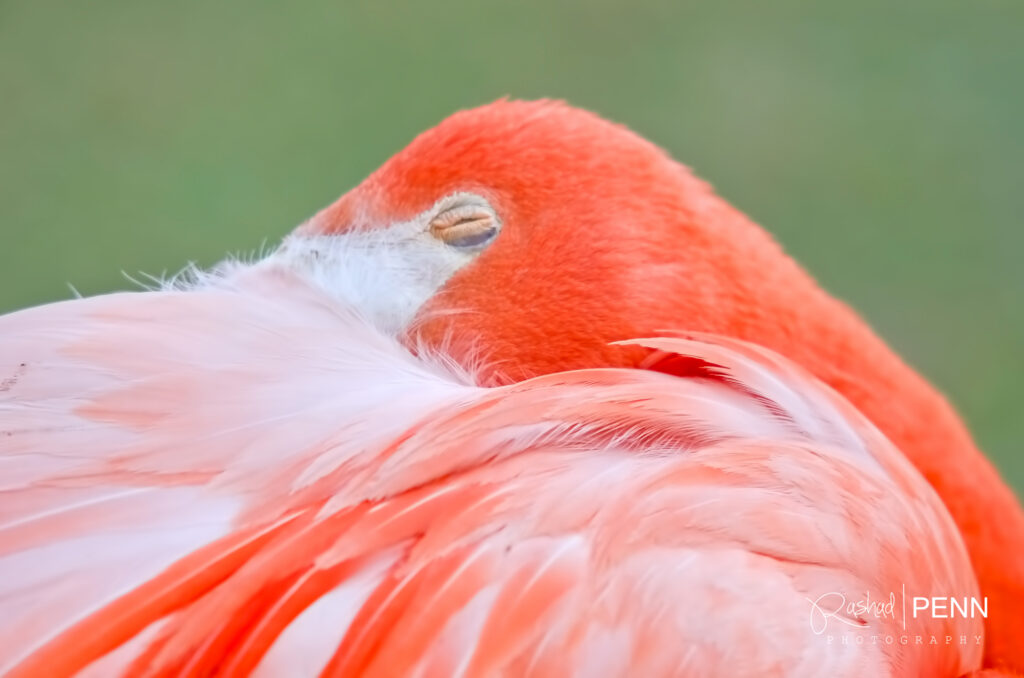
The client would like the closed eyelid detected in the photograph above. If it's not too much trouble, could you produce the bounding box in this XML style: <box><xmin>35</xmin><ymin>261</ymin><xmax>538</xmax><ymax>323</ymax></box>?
<box><xmin>426</xmin><ymin>193</ymin><xmax>501</xmax><ymax>249</ymax></box>
<box><xmin>432</xmin><ymin>205</ymin><xmax>491</xmax><ymax>227</ymax></box>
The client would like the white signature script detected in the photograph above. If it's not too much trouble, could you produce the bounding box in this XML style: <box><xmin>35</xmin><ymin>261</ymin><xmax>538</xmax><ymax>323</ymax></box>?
<box><xmin>809</xmin><ymin>591</ymin><xmax>897</xmax><ymax>635</ymax></box>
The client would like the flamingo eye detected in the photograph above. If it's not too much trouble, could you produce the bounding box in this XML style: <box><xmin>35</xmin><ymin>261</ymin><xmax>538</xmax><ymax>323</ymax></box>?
<box><xmin>429</xmin><ymin>199</ymin><xmax>500</xmax><ymax>249</ymax></box>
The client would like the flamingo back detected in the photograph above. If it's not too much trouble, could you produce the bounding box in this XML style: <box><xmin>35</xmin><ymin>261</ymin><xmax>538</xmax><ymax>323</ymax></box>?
<box><xmin>0</xmin><ymin>267</ymin><xmax>982</xmax><ymax>677</ymax></box>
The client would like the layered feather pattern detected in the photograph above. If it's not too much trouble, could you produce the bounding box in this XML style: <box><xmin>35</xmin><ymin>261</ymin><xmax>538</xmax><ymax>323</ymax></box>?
<box><xmin>0</xmin><ymin>266</ymin><xmax>981</xmax><ymax>676</ymax></box>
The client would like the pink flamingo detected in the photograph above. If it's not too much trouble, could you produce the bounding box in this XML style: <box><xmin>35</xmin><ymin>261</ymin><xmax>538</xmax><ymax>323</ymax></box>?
<box><xmin>0</xmin><ymin>100</ymin><xmax>1013</xmax><ymax>676</ymax></box>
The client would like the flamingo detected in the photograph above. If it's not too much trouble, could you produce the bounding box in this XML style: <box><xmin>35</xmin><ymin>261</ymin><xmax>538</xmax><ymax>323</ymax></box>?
<box><xmin>0</xmin><ymin>100</ymin><xmax>1017</xmax><ymax>675</ymax></box>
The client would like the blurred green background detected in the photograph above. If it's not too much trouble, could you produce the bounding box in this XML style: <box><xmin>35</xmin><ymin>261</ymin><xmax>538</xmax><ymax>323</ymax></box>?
<box><xmin>1</xmin><ymin>1</ymin><xmax>1021</xmax><ymax>490</ymax></box>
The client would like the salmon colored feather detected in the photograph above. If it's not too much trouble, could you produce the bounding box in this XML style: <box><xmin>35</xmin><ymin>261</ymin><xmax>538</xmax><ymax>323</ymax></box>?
<box><xmin>0</xmin><ymin>268</ymin><xmax>983</xmax><ymax>676</ymax></box>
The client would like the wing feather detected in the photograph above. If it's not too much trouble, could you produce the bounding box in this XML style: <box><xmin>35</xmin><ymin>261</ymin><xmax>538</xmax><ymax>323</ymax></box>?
<box><xmin>0</xmin><ymin>268</ymin><xmax>982</xmax><ymax>677</ymax></box>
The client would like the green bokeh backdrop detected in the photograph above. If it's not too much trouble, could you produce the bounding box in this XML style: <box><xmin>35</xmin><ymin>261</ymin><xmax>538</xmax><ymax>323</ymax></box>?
<box><xmin>1</xmin><ymin>1</ymin><xmax>1021</xmax><ymax>490</ymax></box>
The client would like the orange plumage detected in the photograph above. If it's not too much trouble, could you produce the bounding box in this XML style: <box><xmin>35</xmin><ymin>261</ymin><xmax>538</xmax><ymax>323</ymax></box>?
<box><xmin>0</xmin><ymin>272</ymin><xmax>985</xmax><ymax>676</ymax></box>
<box><xmin>0</xmin><ymin>99</ymin><xmax>1019</xmax><ymax>676</ymax></box>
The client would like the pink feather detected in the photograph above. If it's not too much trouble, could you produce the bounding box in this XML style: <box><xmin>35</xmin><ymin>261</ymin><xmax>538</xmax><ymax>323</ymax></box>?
<box><xmin>0</xmin><ymin>266</ymin><xmax>982</xmax><ymax>676</ymax></box>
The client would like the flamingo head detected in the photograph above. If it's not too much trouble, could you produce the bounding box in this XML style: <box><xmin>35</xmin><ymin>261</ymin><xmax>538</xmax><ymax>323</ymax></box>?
<box><xmin>274</xmin><ymin>99</ymin><xmax>822</xmax><ymax>383</ymax></box>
